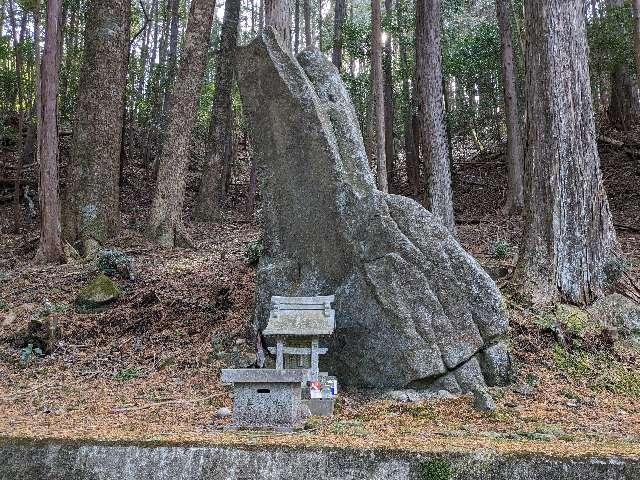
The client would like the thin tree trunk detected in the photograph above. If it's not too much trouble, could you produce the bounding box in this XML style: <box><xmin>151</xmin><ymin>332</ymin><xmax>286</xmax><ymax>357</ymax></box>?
<box><xmin>35</xmin><ymin>0</ymin><xmax>64</xmax><ymax>263</ymax></box>
<box><xmin>383</xmin><ymin>0</ymin><xmax>395</xmax><ymax>190</ymax></box>
<box><xmin>265</xmin><ymin>0</ymin><xmax>291</xmax><ymax>49</ymax></box>
<box><xmin>195</xmin><ymin>0</ymin><xmax>240</xmax><ymax>221</ymax></box>
<box><xmin>607</xmin><ymin>0</ymin><xmax>640</xmax><ymax>130</ymax></box>
<box><xmin>63</xmin><ymin>0</ymin><xmax>130</xmax><ymax>248</ymax></box>
<box><xmin>8</xmin><ymin>1</ymin><xmax>27</xmax><ymax>233</ymax></box>
<box><xmin>164</xmin><ymin>0</ymin><xmax>180</xmax><ymax>108</ymax></box>
<box><xmin>294</xmin><ymin>0</ymin><xmax>300</xmax><ymax>54</ymax></box>
<box><xmin>633</xmin><ymin>0</ymin><xmax>640</xmax><ymax>90</ymax></box>
<box><xmin>371</xmin><ymin>0</ymin><xmax>388</xmax><ymax>192</ymax></box>
<box><xmin>515</xmin><ymin>0</ymin><xmax>619</xmax><ymax>306</ymax></box>
<box><xmin>259</xmin><ymin>0</ymin><xmax>264</xmax><ymax>30</ymax></box>
<box><xmin>147</xmin><ymin>0</ymin><xmax>216</xmax><ymax>247</ymax></box>
<box><xmin>332</xmin><ymin>0</ymin><xmax>345</xmax><ymax>69</ymax></box>
<box><xmin>415</xmin><ymin>0</ymin><xmax>455</xmax><ymax>233</ymax></box>
<box><xmin>303</xmin><ymin>0</ymin><xmax>311</xmax><ymax>47</ymax></box>
<box><xmin>397</xmin><ymin>0</ymin><xmax>418</xmax><ymax>196</ymax></box>
<box><xmin>496</xmin><ymin>0</ymin><xmax>524</xmax><ymax>212</ymax></box>
<box><xmin>318</xmin><ymin>0</ymin><xmax>323</xmax><ymax>49</ymax></box>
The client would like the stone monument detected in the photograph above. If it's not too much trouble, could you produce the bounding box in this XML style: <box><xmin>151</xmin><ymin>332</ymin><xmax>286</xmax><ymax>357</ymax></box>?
<box><xmin>236</xmin><ymin>28</ymin><xmax>511</xmax><ymax>393</ymax></box>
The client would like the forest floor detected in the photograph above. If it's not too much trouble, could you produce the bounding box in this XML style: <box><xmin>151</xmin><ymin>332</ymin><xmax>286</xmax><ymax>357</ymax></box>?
<box><xmin>0</xmin><ymin>130</ymin><xmax>639</xmax><ymax>456</ymax></box>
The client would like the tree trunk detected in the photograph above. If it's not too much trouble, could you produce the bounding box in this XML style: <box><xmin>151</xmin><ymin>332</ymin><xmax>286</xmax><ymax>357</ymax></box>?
<box><xmin>496</xmin><ymin>0</ymin><xmax>524</xmax><ymax>212</ymax></box>
<box><xmin>294</xmin><ymin>0</ymin><xmax>300</xmax><ymax>54</ymax></box>
<box><xmin>265</xmin><ymin>0</ymin><xmax>291</xmax><ymax>49</ymax></box>
<box><xmin>195</xmin><ymin>0</ymin><xmax>240</xmax><ymax>221</ymax></box>
<box><xmin>35</xmin><ymin>0</ymin><xmax>64</xmax><ymax>263</ymax></box>
<box><xmin>607</xmin><ymin>0</ymin><xmax>640</xmax><ymax>130</ymax></box>
<box><xmin>371</xmin><ymin>0</ymin><xmax>388</xmax><ymax>192</ymax></box>
<box><xmin>397</xmin><ymin>0</ymin><xmax>418</xmax><ymax>196</ymax></box>
<box><xmin>383</xmin><ymin>0</ymin><xmax>395</xmax><ymax>191</ymax></box>
<box><xmin>332</xmin><ymin>0</ymin><xmax>345</xmax><ymax>69</ymax></box>
<box><xmin>515</xmin><ymin>0</ymin><xmax>619</xmax><ymax>306</ymax></box>
<box><xmin>63</xmin><ymin>0</ymin><xmax>130</xmax><ymax>248</ymax></box>
<box><xmin>8</xmin><ymin>1</ymin><xmax>26</xmax><ymax>233</ymax></box>
<box><xmin>318</xmin><ymin>0</ymin><xmax>323</xmax><ymax>49</ymax></box>
<box><xmin>147</xmin><ymin>0</ymin><xmax>216</xmax><ymax>247</ymax></box>
<box><xmin>415</xmin><ymin>0</ymin><xmax>455</xmax><ymax>233</ymax></box>
<box><xmin>303</xmin><ymin>0</ymin><xmax>311</xmax><ymax>47</ymax></box>
<box><xmin>633</xmin><ymin>0</ymin><xmax>640</xmax><ymax>90</ymax></box>
<box><xmin>162</xmin><ymin>0</ymin><xmax>180</xmax><ymax>116</ymax></box>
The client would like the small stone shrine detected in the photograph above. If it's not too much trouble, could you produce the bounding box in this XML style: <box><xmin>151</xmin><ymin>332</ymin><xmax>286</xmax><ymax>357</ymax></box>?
<box><xmin>263</xmin><ymin>295</ymin><xmax>335</xmax><ymax>381</ymax></box>
<box><xmin>221</xmin><ymin>295</ymin><xmax>337</xmax><ymax>430</ymax></box>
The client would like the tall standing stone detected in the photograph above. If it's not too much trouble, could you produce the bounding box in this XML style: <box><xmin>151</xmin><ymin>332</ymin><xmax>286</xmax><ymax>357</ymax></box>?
<box><xmin>237</xmin><ymin>29</ymin><xmax>509</xmax><ymax>391</ymax></box>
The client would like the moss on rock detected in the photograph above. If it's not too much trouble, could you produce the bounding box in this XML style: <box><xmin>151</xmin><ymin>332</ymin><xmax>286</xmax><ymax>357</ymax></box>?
<box><xmin>75</xmin><ymin>274</ymin><xmax>121</xmax><ymax>309</ymax></box>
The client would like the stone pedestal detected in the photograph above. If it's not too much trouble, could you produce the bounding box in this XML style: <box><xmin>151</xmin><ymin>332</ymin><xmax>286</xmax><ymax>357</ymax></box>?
<box><xmin>221</xmin><ymin>369</ymin><xmax>308</xmax><ymax>431</ymax></box>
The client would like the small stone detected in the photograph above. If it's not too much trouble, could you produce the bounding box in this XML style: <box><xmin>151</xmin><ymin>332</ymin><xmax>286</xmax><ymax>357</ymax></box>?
<box><xmin>215</xmin><ymin>407</ymin><xmax>232</xmax><ymax>419</ymax></box>
<box><xmin>386</xmin><ymin>390</ymin><xmax>412</xmax><ymax>402</ymax></box>
<box><xmin>473</xmin><ymin>389</ymin><xmax>496</xmax><ymax>412</ymax></box>
<box><xmin>234</xmin><ymin>338</ymin><xmax>246</xmax><ymax>345</ymax></box>
<box><xmin>75</xmin><ymin>274</ymin><xmax>121</xmax><ymax>309</ymax></box>
<box><xmin>566</xmin><ymin>400</ymin><xmax>579</xmax><ymax>408</ymax></box>
<box><xmin>512</xmin><ymin>383</ymin><xmax>535</xmax><ymax>396</ymax></box>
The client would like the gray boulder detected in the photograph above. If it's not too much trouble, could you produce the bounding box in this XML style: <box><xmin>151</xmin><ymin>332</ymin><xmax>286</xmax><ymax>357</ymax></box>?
<box><xmin>589</xmin><ymin>294</ymin><xmax>640</xmax><ymax>340</ymax></box>
<box><xmin>236</xmin><ymin>29</ymin><xmax>509</xmax><ymax>391</ymax></box>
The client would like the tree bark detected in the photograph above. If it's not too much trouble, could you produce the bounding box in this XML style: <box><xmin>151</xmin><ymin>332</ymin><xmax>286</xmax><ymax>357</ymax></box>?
<box><xmin>607</xmin><ymin>0</ymin><xmax>640</xmax><ymax>130</ymax></box>
<box><xmin>383</xmin><ymin>0</ymin><xmax>395</xmax><ymax>190</ymax></box>
<box><xmin>303</xmin><ymin>0</ymin><xmax>311</xmax><ymax>47</ymax></box>
<box><xmin>35</xmin><ymin>0</ymin><xmax>64</xmax><ymax>263</ymax></box>
<box><xmin>318</xmin><ymin>0</ymin><xmax>323</xmax><ymax>49</ymax></box>
<box><xmin>415</xmin><ymin>0</ymin><xmax>455</xmax><ymax>233</ymax></box>
<box><xmin>195</xmin><ymin>0</ymin><xmax>240</xmax><ymax>221</ymax></box>
<box><xmin>496</xmin><ymin>0</ymin><xmax>524</xmax><ymax>212</ymax></box>
<box><xmin>162</xmin><ymin>0</ymin><xmax>180</xmax><ymax>116</ymax></box>
<box><xmin>397</xmin><ymin>0</ymin><xmax>418</xmax><ymax>196</ymax></box>
<box><xmin>515</xmin><ymin>0</ymin><xmax>619</xmax><ymax>306</ymax></box>
<box><xmin>332</xmin><ymin>0</ymin><xmax>345</xmax><ymax>69</ymax></box>
<box><xmin>265</xmin><ymin>0</ymin><xmax>291</xmax><ymax>49</ymax></box>
<box><xmin>371</xmin><ymin>0</ymin><xmax>388</xmax><ymax>192</ymax></box>
<box><xmin>8</xmin><ymin>0</ymin><xmax>26</xmax><ymax>233</ymax></box>
<box><xmin>63</xmin><ymin>0</ymin><xmax>130</xmax><ymax>248</ymax></box>
<box><xmin>633</xmin><ymin>0</ymin><xmax>640</xmax><ymax>90</ymax></box>
<box><xmin>294</xmin><ymin>0</ymin><xmax>300</xmax><ymax>54</ymax></box>
<box><xmin>147</xmin><ymin>0</ymin><xmax>216</xmax><ymax>247</ymax></box>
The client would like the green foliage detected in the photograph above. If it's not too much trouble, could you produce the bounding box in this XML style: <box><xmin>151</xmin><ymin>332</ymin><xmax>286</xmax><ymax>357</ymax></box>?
<box><xmin>489</xmin><ymin>240</ymin><xmax>511</xmax><ymax>259</ymax></box>
<box><xmin>244</xmin><ymin>239</ymin><xmax>264</xmax><ymax>267</ymax></box>
<box><xmin>115</xmin><ymin>366</ymin><xmax>143</xmax><ymax>381</ymax></box>
<box><xmin>553</xmin><ymin>345</ymin><xmax>640</xmax><ymax>397</ymax></box>
<box><xmin>588</xmin><ymin>4</ymin><xmax>635</xmax><ymax>74</ymax></box>
<box><xmin>0</xmin><ymin>299</ymin><xmax>9</xmax><ymax>311</ymax></box>
<box><xmin>19</xmin><ymin>343</ymin><xmax>43</xmax><ymax>364</ymax></box>
<box><xmin>419</xmin><ymin>458</ymin><xmax>453</xmax><ymax>480</ymax></box>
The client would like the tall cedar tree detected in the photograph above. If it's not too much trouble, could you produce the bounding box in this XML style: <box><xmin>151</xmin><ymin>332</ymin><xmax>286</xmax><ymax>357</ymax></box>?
<box><xmin>147</xmin><ymin>0</ymin><xmax>216</xmax><ymax>247</ymax></box>
<box><xmin>304</xmin><ymin>0</ymin><xmax>311</xmax><ymax>46</ymax></box>
<box><xmin>63</xmin><ymin>0</ymin><xmax>130</xmax><ymax>249</ymax></box>
<box><xmin>607</xmin><ymin>0</ymin><xmax>640</xmax><ymax>130</ymax></box>
<box><xmin>265</xmin><ymin>0</ymin><xmax>292</xmax><ymax>49</ymax></box>
<box><xmin>371</xmin><ymin>0</ymin><xmax>388</xmax><ymax>192</ymax></box>
<box><xmin>496</xmin><ymin>0</ymin><xmax>524</xmax><ymax>211</ymax></box>
<box><xmin>415</xmin><ymin>0</ymin><xmax>455</xmax><ymax>233</ymax></box>
<box><xmin>332</xmin><ymin>0</ymin><xmax>345</xmax><ymax>69</ymax></box>
<box><xmin>36</xmin><ymin>0</ymin><xmax>64</xmax><ymax>263</ymax></box>
<box><xmin>383</xmin><ymin>0</ymin><xmax>395</xmax><ymax>190</ymax></box>
<box><xmin>515</xmin><ymin>0</ymin><xmax>619</xmax><ymax>305</ymax></box>
<box><xmin>634</xmin><ymin>0</ymin><xmax>640</xmax><ymax>89</ymax></box>
<box><xmin>195</xmin><ymin>0</ymin><xmax>241</xmax><ymax>221</ymax></box>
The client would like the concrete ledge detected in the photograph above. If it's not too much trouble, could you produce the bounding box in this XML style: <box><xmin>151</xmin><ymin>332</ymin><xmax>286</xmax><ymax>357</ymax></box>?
<box><xmin>1</xmin><ymin>437</ymin><xmax>639</xmax><ymax>480</ymax></box>
<box><xmin>221</xmin><ymin>368</ymin><xmax>308</xmax><ymax>383</ymax></box>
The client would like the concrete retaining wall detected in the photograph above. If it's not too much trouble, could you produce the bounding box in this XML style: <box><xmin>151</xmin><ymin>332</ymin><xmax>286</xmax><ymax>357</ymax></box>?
<box><xmin>1</xmin><ymin>437</ymin><xmax>639</xmax><ymax>480</ymax></box>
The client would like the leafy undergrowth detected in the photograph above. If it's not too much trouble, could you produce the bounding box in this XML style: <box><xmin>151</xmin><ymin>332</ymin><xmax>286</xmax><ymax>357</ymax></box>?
<box><xmin>0</xmin><ymin>136</ymin><xmax>639</xmax><ymax>456</ymax></box>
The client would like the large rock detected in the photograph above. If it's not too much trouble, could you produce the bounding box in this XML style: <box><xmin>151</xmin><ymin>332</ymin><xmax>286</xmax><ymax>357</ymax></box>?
<box><xmin>236</xmin><ymin>29</ymin><xmax>509</xmax><ymax>391</ymax></box>
<box><xmin>589</xmin><ymin>294</ymin><xmax>640</xmax><ymax>341</ymax></box>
